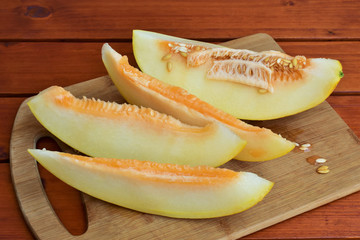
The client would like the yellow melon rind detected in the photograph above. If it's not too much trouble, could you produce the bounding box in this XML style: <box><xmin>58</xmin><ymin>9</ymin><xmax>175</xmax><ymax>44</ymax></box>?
<box><xmin>132</xmin><ymin>30</ymin><xmax>343</xmax><ymax>120</ymax></box>
<box><xmin>28</xmin><ymin>86</ymin><xmax>246</xmax><ymax>167</ymax></box>
<box><xmin>28</xmin><ymin>149</ymin><xmax>274</xmax><ymax>219</ymax></box>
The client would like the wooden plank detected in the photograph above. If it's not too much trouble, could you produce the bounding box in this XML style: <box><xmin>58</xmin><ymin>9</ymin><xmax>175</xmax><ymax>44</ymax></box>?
<box><xmin>327</xmin><ymin>96</ymin><xmax>360</xmax><ymax>135</ymax></box>
<box><xmin>0</xmin><ymin>98</ymin><xmax>25</xmax><ymax>161</ymax></box>
<box><xmin>1</xmin><ymin>0</ymin><xmax>359</xmax><ymax>40</ymax></box>
<box><xmin>0</xmin><ymin>41</ymin><xmax>357</xmax><ymax>94</ymax></box>
<box><xmin>0</xmin><ymin>42</ymin><xmax>135</xmax><ymax>94</ymax></box>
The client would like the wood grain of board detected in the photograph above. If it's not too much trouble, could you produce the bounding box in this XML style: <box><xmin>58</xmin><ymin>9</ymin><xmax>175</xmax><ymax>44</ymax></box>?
<box><xmin>0</xmin><ymin>41</ymin><xmax>357</xmax><ymax>94</ymax></box>
<box><xmin>1</xmin><ymin>0</ymin><xmax>359</xmax><ymax>40</ymax></box>
<box><xmin>10</xmin><ymin>34</ymin><xmax>360</xmax><ymax>239</ymax></box>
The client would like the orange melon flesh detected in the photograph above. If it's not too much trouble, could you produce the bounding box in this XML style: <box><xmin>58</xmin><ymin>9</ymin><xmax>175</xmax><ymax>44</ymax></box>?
<box><xmin>28</xmin><ymin>149</ymin><xmax>274</xmax><ymax>219</ymax></box>
<box><xmin>102</xmin><ymin>43</ymin><xmax>294</xmax><ymax>161</ymax></box>
<box><xmin>27</xmin><ymin>86</ymin><xmax>246</xmax><ymax>167</ymax></box>
<box><xmin>132</xmin><ymin>30</ymin><xmax>343</xmax><ymax>120</ymax></box>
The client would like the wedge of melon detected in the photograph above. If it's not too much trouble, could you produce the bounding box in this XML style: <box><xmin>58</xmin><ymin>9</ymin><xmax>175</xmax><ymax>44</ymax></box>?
<box><xmin>102</xmin><ymin>43</ymin><xmax>294</xmax><ymax>161</ymax></box>
<box><xmin>28</xmin><ymin>149</ymin><xmax>274</xmax><ymax>219</ymax></box>
<box><xmin>27</xmin><ymin>86</ymin><xmax>246</xmax><ymax>167</ymax></box>
<box><xmin>133</xmin><ymin>30</ymin><xmax>343</xmax><ymax>120</ymax></box>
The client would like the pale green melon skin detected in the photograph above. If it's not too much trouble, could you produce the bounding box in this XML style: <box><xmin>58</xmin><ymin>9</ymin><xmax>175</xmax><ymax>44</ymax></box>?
<box><xmin>28</xmin><ymin>86</ymin><xmax>245</xmax><ymax>167</ymax></box>
<box><xmin>133</xmin><ymin>30</ymin><xmax>343</xmax><ymax>120</ymax></box>
<box><xmin>28</xmin><ymin>149</ymin><xmax>274</xmax><ymax>219</ymax></box>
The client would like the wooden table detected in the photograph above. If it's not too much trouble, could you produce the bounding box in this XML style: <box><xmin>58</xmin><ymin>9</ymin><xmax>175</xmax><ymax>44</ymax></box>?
<box><xmin>1</xmin><ymin>0</ymin><xmax>360</xmax><ymax>239</ymax></box>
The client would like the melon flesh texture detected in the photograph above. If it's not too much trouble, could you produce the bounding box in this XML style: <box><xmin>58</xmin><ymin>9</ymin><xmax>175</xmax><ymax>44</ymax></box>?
<box><xmin>102</xmin><ymin>43</ymin><xmax>294</xmax><ymax>161</ymax></box>
<box><xmin>28</xmin><ymin>149</ymin><xmax>274</xmax><ymax>219</ymax></box>
<box><xmin>132</xmin><ymin>30</ymin><xmax>343</xmax><ymax>120</ymax></box>
<box><xmin>27</xmin><ymin>86</ymin><xmax>246</xmax><ymax>167</ymax></box>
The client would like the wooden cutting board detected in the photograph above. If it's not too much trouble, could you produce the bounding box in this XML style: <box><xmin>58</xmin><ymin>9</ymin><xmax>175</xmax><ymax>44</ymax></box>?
<box><xmin>10</xmin><ymin>34</ymin><xmax>360</xmax><ymax>240</ymax></box>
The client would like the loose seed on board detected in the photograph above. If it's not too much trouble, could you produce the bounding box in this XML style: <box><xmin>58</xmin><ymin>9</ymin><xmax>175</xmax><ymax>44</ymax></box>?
<box><xmin>167</xmin><ymin>62</ymin><xmax>173</xmax><ymax>72</ymax></box>
<box><xmin>306</xmin><ymin>155</ymin><xmax>322</xmax><ymax>165</ymax></box>
<box><xmin>162</xmin><ymin>53</ymin><xmax>172</xmax><ymax>61</ymax></box>
<box><xmin>301</xmin><ymin>143</ymin><xmax>311</xmax><ymax>148</ymax></box>
<box><xmin>315</xmin><ymin>158</ymin><xmax>327</xmax><ymax>164</ymax></box>
<box><xmin>299</xmin><ymin>146</ymin><xmax>308</xmax><ymax>151</ymax></box>
<box><xmin>316</xmin><ymin>165</ymin><xmax>330</xmax><ymax>174</ymax></box>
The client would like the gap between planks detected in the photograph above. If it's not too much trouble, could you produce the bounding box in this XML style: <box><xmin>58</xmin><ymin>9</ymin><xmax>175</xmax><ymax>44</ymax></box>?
<box><xmin>2</xmin><ymin>92</ymin><xmax>360</xmax><ymax>98</ymax></box>
<box><xmin>1</xmin><ymin>38</ymin><xmax>360</xmax><ymax>43</ymax></box>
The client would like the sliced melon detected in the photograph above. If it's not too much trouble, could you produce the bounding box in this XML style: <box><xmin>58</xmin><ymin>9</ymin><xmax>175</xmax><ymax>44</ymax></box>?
<box><xmin>102</xmin><ymin>43</ymin><xmax>294</xmax><ymax>161</ymax></box>
<box><xmin>29</xmin><ymin>149</ymin><xmax>274</xmax><ymax>219</ymax></box>
<box><xmin>27</xmin><ymin>86</ymin><xmax>246</xmax><ymax>167</ymax></box>
<box><xmin>133</xmin><ymin>30</ymin><xmax>343</xmax><ymax>120</ymax></box>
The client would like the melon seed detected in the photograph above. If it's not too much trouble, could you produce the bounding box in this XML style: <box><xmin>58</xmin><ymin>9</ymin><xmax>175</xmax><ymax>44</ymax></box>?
<box><xmin>315</xmin><ymin>158</ymin><xmax>327</xmax><ymax>164</ymax></box>
<box><xmin>316</xmin><ymin>165</ymin><xmax>330</xmax><ymax>174</ymax></box>
<box><xmin>180</xmin><ymin>52</ymin><xmax>188</xmax><ymax>57</ymax></box>
<box><xmin>301</xmin><ymin>143</ymin><xmax>311</xmax><ymax>148</ymax></box>
<box><xmin>162</xmin><ymin>53</ymin><xmax>172</xmax><ymax>61</ymax></box>
<box><xmin>283</xmin><ymin>59</ymin><xmax>291</xmax><ymax>64</ymax></box>
<box><xmin>258</xmin><ymin>88</ymin><xmax>268</xmax><ymax>94</ymax></box>
<box><xmin>292</xmin><ymin>58</ymin><xmax>298</xmax><ymax>67</ymax></box>
<box><xmin>167</xmin><ymin>62</ymin><xmax>173</xmax><ymax>72</ymax></box>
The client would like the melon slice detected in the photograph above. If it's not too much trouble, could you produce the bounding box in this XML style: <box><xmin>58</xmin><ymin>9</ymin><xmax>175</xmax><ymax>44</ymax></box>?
<box><xmin>28</xmin><ymin>149</ymin><xmax>274</xmax><ymax>219</ymax></box>
<box><xmin>132</xmin><ymin>30</ymin><xmax>343</xmax><ymax>120</ymax></box>
<box><xmin>27</xmin><ymin>86</ymin><xmax>246</xmax><ymax>167</ymax></box>
<box><xmin>102</xmin><ymin>43</ymin><xmax>294</xmax><ymax>161</ymax></box>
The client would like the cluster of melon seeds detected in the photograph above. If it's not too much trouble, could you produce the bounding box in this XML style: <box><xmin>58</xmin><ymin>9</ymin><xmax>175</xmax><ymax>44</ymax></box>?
<box><xmin>161</xmin><ymin>42</ymin><xmax>208</xmax><ymax>72</ymax></box>
<box><xmin>303</xmin><ymin>148</ymin><xmax>330</xmax><ymax>174</ymax></box>
<box><xmin>299</xmin><ymin>143</ymin><xmax>311</xmax><ymax>152</ymax></box>
<box><xmin>313</xmin><ymin>156</ymin><xmax>330</xmax><ymax>174</ymax></box>
<box><xmin>186</xmin><ymin>48</ymin><xmax>307</xmax><ymax>93</ymax></box>
<box><xmin>160</xmin><ymin>42</ymin><xmax>308</xmax><ymax>93</ymax></box>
